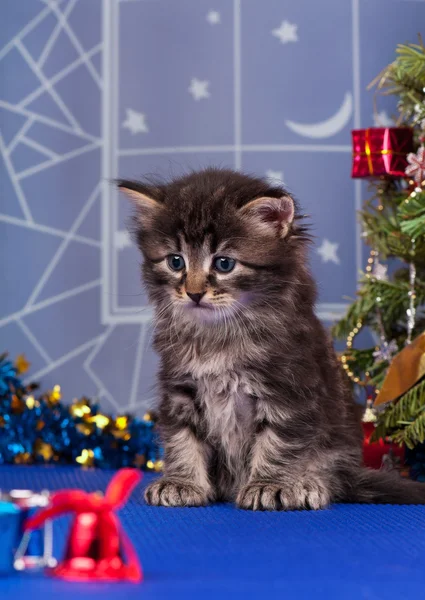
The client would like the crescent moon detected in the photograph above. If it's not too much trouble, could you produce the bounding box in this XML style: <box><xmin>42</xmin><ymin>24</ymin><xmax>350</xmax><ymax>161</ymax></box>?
<box><xmin>285</xmin><ymin>92</ymin><xmax>353</xmax><ymax>139</ymax></box>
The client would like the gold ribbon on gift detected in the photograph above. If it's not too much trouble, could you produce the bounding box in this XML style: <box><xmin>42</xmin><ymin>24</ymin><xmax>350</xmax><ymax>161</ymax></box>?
<box><xmin>354</xmin><ymin>129</ymin><xmax>405</xmax><ymax>175</ymax></box>
<box><xmin>374</xmin><ymin>332</ymin><xmax>425</xmax><ymax>406</ymax></box>
<box><xmin>365</xmin><ymin>128</ymin><xmax>373</xmax><ymax>175</ymax></box>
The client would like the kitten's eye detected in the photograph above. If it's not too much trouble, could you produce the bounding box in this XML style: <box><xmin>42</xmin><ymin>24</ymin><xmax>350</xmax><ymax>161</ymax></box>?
<box><xmin>167</xmin><ymin>254</ymin><xmax>185</xmax><ymax>272</ymax></box>
<box><xmin>213</xmin><ymin>257</ymin><xmax>236</xmax><ymax>273</ymax></box>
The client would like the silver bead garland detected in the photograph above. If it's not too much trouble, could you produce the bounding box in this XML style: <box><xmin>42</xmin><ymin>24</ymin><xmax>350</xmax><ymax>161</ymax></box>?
<box><xmin>406</xmin><ymin>238</ymin><xmax>417</xmax><ymax>344</ymax></box>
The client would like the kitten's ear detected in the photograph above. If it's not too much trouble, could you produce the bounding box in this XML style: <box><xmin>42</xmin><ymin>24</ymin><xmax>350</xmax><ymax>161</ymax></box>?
<box><xmin>117</xmin><ymin>180</ymin><xmax>162</xmax><ymax>225</ymax></box>
<box><xmin>240</xmin><ymin>195</ymin><xmax>295</xmax><ymax>238</ymax></box>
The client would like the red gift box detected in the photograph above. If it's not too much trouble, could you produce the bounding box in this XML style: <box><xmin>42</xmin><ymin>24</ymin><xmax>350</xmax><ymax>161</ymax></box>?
<box><xmin>351</xmin><ymin>127</ymin><xmax>413</xmax><ymax>178</ymax></box>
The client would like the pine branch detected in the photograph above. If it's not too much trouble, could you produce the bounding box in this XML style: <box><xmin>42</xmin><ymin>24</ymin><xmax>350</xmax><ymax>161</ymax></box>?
<box><xmin>368</xmin><ymin>37</ymin><xmax>425</xmax><ymax>129</ymax></box>
<box><xmin>392</xmin><ymin>410</ymin><xmax>425</xmax><ymax>449</ymax></box>
<box><xmin>399</xmin><ymin>191</ymin><xmax>425</xmax><ymax>240</ymax></box>
<box><xmin>361</xmin><ymin>190</ymin><xmax>425</xmax><ymax>264</ymax></box>
<box><xmin>395</xmin><ymin>40</ymin><xmax>425</xmax><ymax>82</ymax></box>
<box><xmin>333</xmin><ymin>278</ymin><xmax>425</xmax><ymax>339</ymax></box>
<box><xmin>371</xmin><ymin>379</ymin><xmax>425</xmax><ymax>448</ymax></box>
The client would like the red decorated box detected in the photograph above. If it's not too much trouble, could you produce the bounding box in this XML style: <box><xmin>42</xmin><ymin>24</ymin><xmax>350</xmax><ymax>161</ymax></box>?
<box><xmin>351</xmin><ymin>127</ymin><xmax>413</xmax><ymax>178</ymax></box>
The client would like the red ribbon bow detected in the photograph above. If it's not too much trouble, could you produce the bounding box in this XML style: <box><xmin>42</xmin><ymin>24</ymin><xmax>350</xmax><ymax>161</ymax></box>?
<box><xmin>25</xmin><ymin>468</ymin><xmax>143</xmax><ymax>583</ymax></box>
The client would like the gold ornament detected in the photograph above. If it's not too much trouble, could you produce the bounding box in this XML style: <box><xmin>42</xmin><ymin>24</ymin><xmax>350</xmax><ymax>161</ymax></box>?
<box><xmin>374</xmin><ymin>332</ymin><xmax>425</xmax><ymax>406</ymax></box>
<box><xmin>113</xmin><ymin>430</ymin><xmax>131</xmax><ymax>441</ymax></box>
<box><xmin>25</xmin><ymin>395</ymin><xmax>36</xmax><ymax>409</ymax></box>
<box><xmin>34</xmin><ymin>440</ymin><xmax>54</xmax><ymax>461</ymax></box>
<box><xmin>14</xmin><ymin>452</ymin><xmax>32</xmax><ymax>465</ymax></box>
<box><xmin>89</xmin><ymin>414</ymin><xmax>110</xmax><ymax>429</ymax></box>
<box><xmin>15</xmin><ymin>354</ymin><xmax>30</xmax><ymax>375</ymax></box>
<box><xmin>47</xmin><ymin>385</ymin><xmax>62</xmax><ymax>404</ymax></box>
<box><xmin>69</xmin><ymin>399</ymin><xmax>91</xmax><ymax>418</ymax></box>
<box><xmin>76</xmin><ymin>449</ymin><xmax>95</xmax><ymax>467</ymax></box>
<box><xmin>11</xmin><ymin>394</ymin><xmax>25</xmax><ymax>414</ymax></box>
<box><xmin>115</xmin><ymin>415</ymin><xmax>129</xmax><ymax>430</ymax></box>
<box><xmin>76</xmin><ymin>423</ymin><xmax>94</xmax><ymax>436</ymax></box>
<box><xmin>146</xmin><ymin>459</ymin><xmax>163</xmax><ymax>472</ymax></box>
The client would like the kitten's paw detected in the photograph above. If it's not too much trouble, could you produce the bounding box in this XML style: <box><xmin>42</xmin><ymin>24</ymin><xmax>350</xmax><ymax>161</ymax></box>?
<box><xmin>236</xmin><ymin>483</ymin><xmax>285</xmax><ymax>511</ymax></box>
<box><xmin>279</xmin><ymin>478</ymin><xmax>330</xmax><ymax>510</ymax></box>
<box><xmin>144</xmin><ymin>478</ymin><xmax>209</xmax><ymax>507</ymax></box>
<box><xmin>237</xmin><ymin>479</ymin><xmax>330</xmax><ymax>511</ymax></box>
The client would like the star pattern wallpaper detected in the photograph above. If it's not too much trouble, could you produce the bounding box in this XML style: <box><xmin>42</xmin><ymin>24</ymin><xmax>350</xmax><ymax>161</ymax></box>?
<box><xmin>1</xmin><ymin>0</ymin><xmax>424</xmax><ymax>414</ymax></box>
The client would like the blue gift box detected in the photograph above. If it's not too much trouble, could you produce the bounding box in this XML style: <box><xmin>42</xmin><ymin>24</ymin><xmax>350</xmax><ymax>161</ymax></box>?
<box><xmin>0</xmin><ymin>502</ymin><xmax>21</xmax><ymax>574</ymax></box>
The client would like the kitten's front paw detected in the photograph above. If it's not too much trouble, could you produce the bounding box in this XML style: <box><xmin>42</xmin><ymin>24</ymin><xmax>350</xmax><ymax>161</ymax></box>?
<box><xmin>279</xmin><ymin>478</ymin><xmax>330</xmax><ymax>510</ymax></box>
<box><xmin>144</xmin><ymin>478</ymin><xmax>210</xmax><ymax>507</ymax></box>
<box><xmin>236</xmin><ymin>483</ymin><xmax>284</xmax><ymax>511</ymax></box>
<box><xmin>236</xmin><ymin>479</ymin><xmax>330</xmax><ymax>511</ymax></box>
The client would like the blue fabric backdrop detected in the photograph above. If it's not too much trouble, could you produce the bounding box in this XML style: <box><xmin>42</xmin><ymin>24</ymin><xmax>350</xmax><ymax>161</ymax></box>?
<box><xmin>1</xmin><ymin>0</ymin><xmax>424</xmax><ymax>414</ymax></box>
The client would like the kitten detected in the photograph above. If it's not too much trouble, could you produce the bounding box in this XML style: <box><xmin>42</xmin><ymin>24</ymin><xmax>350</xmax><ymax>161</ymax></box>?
<box><xmin>118</xmin><ymin>168</ymin><xmax>425</xmax><ymax>510</ymax></box>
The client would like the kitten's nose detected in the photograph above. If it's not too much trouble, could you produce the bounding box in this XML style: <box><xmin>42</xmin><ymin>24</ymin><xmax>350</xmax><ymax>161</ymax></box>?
<box><xmin>187</xmin><ymin>292</ymin><xmax>205</xmax><ymax>305</ymax></box>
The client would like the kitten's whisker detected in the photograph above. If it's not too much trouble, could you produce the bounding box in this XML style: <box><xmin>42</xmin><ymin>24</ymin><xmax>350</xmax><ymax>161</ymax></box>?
<box><xmin>148</xmin><ymin>300</ymin><xmax>175</xmax><ymax>346</ymax></box>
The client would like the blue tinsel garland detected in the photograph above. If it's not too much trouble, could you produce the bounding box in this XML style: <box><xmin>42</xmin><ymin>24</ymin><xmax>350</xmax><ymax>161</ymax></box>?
<box><xmin>0</xmin><ymin>353</ymin><xmax>163</xmax><ymax>470</ymax></box>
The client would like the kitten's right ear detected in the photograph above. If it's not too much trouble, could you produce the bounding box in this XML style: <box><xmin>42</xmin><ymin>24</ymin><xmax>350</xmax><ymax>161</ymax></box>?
<box><xmin>117</xmin><ymin>180</ymin><xmax>162</xmax><ymax>224</ymax></box>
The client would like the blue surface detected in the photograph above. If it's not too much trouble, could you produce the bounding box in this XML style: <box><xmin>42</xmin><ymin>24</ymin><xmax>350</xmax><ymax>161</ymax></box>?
<box><xmin>0</xmin><ymin>467</ymin><xmax>424</xmax><ymax>599</ymax></box>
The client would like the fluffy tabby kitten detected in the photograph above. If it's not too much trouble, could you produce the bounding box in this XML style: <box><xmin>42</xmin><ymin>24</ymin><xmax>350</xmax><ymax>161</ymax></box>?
<box><xmin>118</xmin><ymin>168</ymin><xmax>425</xmax><ymax>510</ymax></box>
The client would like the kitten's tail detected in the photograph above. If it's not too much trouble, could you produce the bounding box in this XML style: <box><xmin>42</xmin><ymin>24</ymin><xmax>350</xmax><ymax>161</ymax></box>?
<box><xmin>342</xmin><ymin>468</ymin><xmax>425</xmax><ymax>504</ymax></box>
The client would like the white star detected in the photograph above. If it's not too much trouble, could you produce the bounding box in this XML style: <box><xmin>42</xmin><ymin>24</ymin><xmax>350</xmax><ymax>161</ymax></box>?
<box><xmin>188</xmin><ymin>78</ymin><xmax>210</xmax><ymax>101</ymax></box>
<box><xmin>115</xmin><ymin>230</ymin><xmax>132</xmax><ymax>250</ymax></box>
<box><xmin>317</xmin><ymin>239</ymin><xmax>340</xmax><ymax>265</ymax></box>
<box><xmin>266</xmin><ymin>169</ymin><xmax>285</xmax><ymax>184</ymax></box>
<box><xmin>272</xmin><ymin>20</ymin><xmax>298</xmax><ymax>44</ymax></box>
<box><xmin>122</xmin><ymin>109</ymin><xmax>149</xmax><ymax>134</ymax></box>
<box><xmin>372</xmin><ymin>262</ymin><xmax>388</xmax><ymax>281</ymax></box>
<box><xmin>206</xmin><ymin>10</ymin><xmax>220</xmax><ymax>25</ymax></box>
<box><xmin>373</xmin><ymin>110</ymin><xmax>393</xmax><ymax>127</ymax></box>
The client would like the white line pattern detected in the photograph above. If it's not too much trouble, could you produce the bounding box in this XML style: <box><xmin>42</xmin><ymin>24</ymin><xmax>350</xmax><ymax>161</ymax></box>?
<box><xmin>0</xmin><ymin>100</ymin><xmax>100</xmax><ymax>143</ymax></box>
<box><xmin>0</xmin><ymin>130</ymin><xmax>33</xmax><ymax>222</ymax></box>
<box><xmin>352</xmin><ymin>0</ymin><xmax>363</xmax><ymax>283</ymax></box>
<box><xmin>24</xmin><ymin>183</ymin><xmax>101</xmax><ymax>307</ymax></box>
<box><xmin>20</xmin><ymin>44</ymin><xmax>103</xmax><ymax>110</ymax></box>
<box><xmin>0</xmin><ymin>280</ymin><xmax>102</xmax><ymax>329</ymax></box>
<box><xmin>16</xmin><ymin>318</ymin><xmax>52</xmax><ymax>364</ymax></box>
<box><xmin>16</xmin><ymin>40</ymin><xmax>83</xmax><ymax>133</ymax></box>
<box><xmin>37</xmin><ymin>0</ymin><xmax>77</xmax><ymax>69</ymax></box>
<box><xmin>49</xmin><ymin>1</ymin><xmax>103</xmax><ymax>90</ymax></box>
<box><xmin>0</xmin><ymin>214</ymin><xmax>101</xmax><ymax>247</ymax></box>
<box><xmin>0</xmin><ymin>0</ymin><xmax>388</xmax><ymax>413</ymax></box>
<box><xmin>16</xmin><ymin>142</ymin><xmax>101</xmax><ymax>179</ymax></box>
<box><xmin>21</xmin><ymin>136</ymin><xmax>59</xmax><ymax>160</ymax></box>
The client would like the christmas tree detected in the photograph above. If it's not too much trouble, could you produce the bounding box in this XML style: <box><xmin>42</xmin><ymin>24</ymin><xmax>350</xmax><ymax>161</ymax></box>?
<box><xmin>333</xmin><ymin>37</ymin><xmax>425</xmax><ymax>450</ymax></box>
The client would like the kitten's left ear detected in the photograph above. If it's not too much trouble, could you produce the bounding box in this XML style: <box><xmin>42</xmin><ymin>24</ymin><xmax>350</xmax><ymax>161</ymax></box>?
<box><xmin>240</xmin><ymin>195</ymin><xmax>295</xmax><ymax>238</ymax></box>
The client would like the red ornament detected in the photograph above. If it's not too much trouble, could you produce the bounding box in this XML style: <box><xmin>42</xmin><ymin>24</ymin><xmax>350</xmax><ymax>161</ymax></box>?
<box><xmin>24</xmin><ymin>468</ymin><xmax>142</xmax><ymax>583</ymax></box>
<box><xmin>351</xmin><ymin>127</ymin><xmax>413</xmax><ymax>178</ymax></box>
<box><xmin>362</xmin><ymin>422</ymin><xmax>405</xmax><ymax>470</ymax></box>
